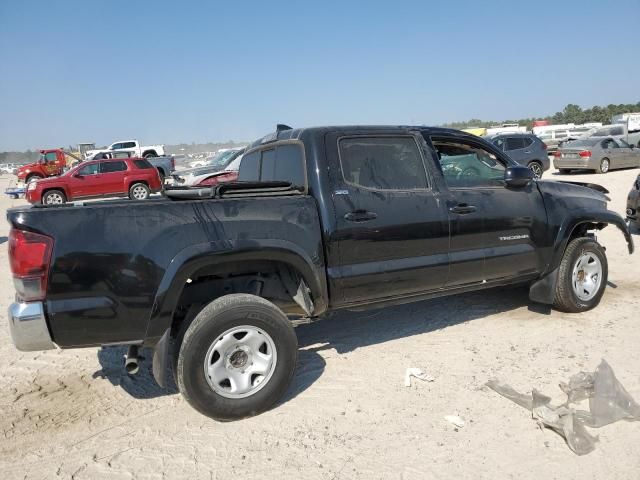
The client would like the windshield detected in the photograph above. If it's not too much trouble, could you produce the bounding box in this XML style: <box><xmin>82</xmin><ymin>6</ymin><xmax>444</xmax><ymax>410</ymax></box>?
<box><xmin>564</xmin><ymin>138</ymin><xmax>600</xmax><ymax>148</ymax></box>
<box><xmin>205</xmin><ymin>150</ymin><xmax>240</xmax><ymax>168</ymax></box>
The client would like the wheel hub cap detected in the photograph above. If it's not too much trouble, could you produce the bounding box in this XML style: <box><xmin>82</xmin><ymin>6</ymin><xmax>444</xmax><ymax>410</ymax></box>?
<box><xmin>571</xmin><ymin>252</ymin><xmax>602</xmax><ymax>301</ymax></box>
<box><xmin>204</xmin><ymin>326</ymin><xmax>277</xmax><ymax>398</ymax></box>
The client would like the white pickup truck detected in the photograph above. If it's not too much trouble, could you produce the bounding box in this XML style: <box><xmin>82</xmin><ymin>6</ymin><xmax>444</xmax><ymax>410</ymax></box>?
<box><xmin>85</xmin><ymin>140</ymin><xmax>165</xmax><ymax>160</ymax></box>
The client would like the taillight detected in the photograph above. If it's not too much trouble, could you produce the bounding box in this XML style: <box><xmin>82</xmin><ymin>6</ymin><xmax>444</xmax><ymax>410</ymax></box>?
<box><xmin>579</xmin><ymin>150</ymin><xmax>592</xmax><ymax>158</ymax></box>
<box><xmin>197</xmin><ymin>171</ymin><xmax>238</xmax><ymax>186</ymax></box>
<box><xmin>553</xmin><ymin>151</ymin><xmax>562</xmax><ymax>158</ymax></box>
<box><xmin>9</xmin><ymin>229</ymin><xmax>53</xmax><ymax>301</ymax></box>
<box><xmin>170</xmin><ymin>157</ymin><xmax>175</xmax><ymax>171</ymax></box>
<box><xmin>541</xmin><ymin>143</ymin><xmax>547</xmax><ymax>150</ymax></box>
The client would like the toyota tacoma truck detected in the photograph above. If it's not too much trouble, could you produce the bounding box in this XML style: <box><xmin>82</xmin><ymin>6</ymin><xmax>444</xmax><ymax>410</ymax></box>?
<box><xmin>7</xmin><ymin>125</ymin><xmax>634</xmax><ymax>420</ymax></box>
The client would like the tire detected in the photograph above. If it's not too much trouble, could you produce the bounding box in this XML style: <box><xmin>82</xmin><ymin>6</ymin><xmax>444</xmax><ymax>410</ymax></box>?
<box><xmin>42</xmin><ymin>189</ymin><xmax>67</xmax><ymax>205</ymax></box>
<box><xmin>559</xmin><ymin>169</ymin><xmax>571</xmax><ymax>174</ymax></box>
<box><xmin>144</xmin><ymin>152</ymin><xmax>157</xmax><ymax>158</ymax></box>
<box><xmin>553</xmin><ymin>237</ymin><xmax>608</xmax><ymax>313</ymax></box>
<box><xmin>129</xmin><ymin>182</ymin><xmax>150</xmax><ymax>200</ymax></box>
<box><xmin>26</xmin><ymin>174</ymin><xmax>43</xmax><ymax>184</ymax></box>
<box><xmin>528</xmin><ymin>161</ymin><xmax>543</xmax><ymax>179</ymax></box>
<box><xmin>176</xmin><ymin>294</ymin><xmax>297</xmax><ymax>420</ymax></box>
<box><xmin>598</xmin><ymin>158</ymin><xmax>610</xmax><ymax>174</ymax></box>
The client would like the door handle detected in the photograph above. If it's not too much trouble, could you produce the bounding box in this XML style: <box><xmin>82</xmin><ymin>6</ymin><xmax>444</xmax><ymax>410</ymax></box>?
<box><xmin>449</xmin><ymin>203</ymin><xmax>477</xmax><ymax>214</ymax></box>
<box><xmin>524</xmin><ymin>150</ymin><xmax>531</xmax><ymax>154</ymax></box>
<box><xmin>344</xmin><ymin>210</ymin><xmax>378</xmax><ymax>222</ymax></box>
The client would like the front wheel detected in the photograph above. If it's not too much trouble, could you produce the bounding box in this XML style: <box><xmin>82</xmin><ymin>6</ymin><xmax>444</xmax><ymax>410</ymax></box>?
<box><xmin>129</xmin><ymin>182</ymin><xmax>150</xmax><ymax>200</ymax></box>
<box><xmin>528</xmin><ymin>161</ymin><xmax>543</xmax><ymax>179</ymax></box>
<box><xmin>42</xmin><ymin>189</ymin><xmax>67</xmax><ymax>205</ymax></box>
<box><xmin>176</xmin><ymin>294</ymin><xmax>298</xmax><ymax>420</ymax></box>
<box><xmin>553</xmin><ymin>237</ymin><xmax>608</xmax><ymax>313</ymax></box>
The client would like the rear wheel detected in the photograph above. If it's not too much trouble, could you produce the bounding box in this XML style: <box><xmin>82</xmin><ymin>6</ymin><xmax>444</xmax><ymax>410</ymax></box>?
<box><xmin>129</xmin><ymin>182</ymin><xmax>150</xmax><ymax>200</ymax></box>
<box><xmin>528</xmin><ymin>161</ymin><xmax>543</xmax><ymax>179</ymax></box>
<box><xmin>176</xmin><ymin>294</ymin><xmax>297</xmax><ymax>420</ymax></box>
<box><xmin>42</xmin><ymin>189</ymin><xmax>66</xmax><ymax>205</ymax></box>
<box><xmin>598</xmin><ymin>158</ymin><xmax>610</xmax><ymax>174</ymax></box>
<box><xmin>553</xmin><ymin>237</ymin><xmax>608</xmax><ymax>313</ymax></box>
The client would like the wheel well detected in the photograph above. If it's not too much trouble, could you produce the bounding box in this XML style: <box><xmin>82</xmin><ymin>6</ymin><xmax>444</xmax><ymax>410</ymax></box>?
<box><xmin>143</xmin><ymin>150</ymin><xmax>157</xmax><ymax>157</ymax></box>
<box><xmin>567</xmin><ymin>222</ymin><xmax>607</xmax><ymax>243</ymax></box>
<box><xmin>156</xmin><ymin>167</ymin><xmax>166</xmax><ymax>176</ymax></box>
<box><xmin>129</xmin><ymin>180</ymin><xmax>149</xmax><ymax>190</ymax></box>
<box><xmin>169</xmin><ymin>260</ymin><xmax>313</xmax><ymax>338</ymax></box>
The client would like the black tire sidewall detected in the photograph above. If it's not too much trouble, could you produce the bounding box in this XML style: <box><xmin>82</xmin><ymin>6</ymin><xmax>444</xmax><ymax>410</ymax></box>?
<box><xmin>558</xmin><ymin>239</ymin><xmax>608</xmax><ymax>311</ymax></box>
<box><xmin>177</xmin><ymin>296</ymin><xmax>297</xmax><ymax>420</ymax></box>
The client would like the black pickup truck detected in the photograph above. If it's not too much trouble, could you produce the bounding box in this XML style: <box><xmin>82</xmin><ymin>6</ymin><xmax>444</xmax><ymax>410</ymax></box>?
<box><xmin>7</xmin><ymin>125</ymin><xmax>634</xmax><ymax>420</ymax></box>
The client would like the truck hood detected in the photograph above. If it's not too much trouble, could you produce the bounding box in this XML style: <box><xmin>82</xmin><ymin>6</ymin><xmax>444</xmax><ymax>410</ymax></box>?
<box><xmin>16</xmin><ymin>162</ymin><xmax>39</xmax><ymax>178</ymax></box>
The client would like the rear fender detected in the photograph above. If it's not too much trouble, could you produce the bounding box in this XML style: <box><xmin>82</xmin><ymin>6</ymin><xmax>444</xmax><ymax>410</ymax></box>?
<box><xmin>144</xmin><ymin>240</ymin><xmax>327</xmax><ymax>341</ymax></box>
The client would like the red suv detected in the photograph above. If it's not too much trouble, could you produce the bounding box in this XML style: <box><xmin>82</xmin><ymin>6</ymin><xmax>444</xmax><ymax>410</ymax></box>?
<box><xmin>26</xmin><ymin>158</ymin><xmax>163</xmax><ymax>205</ymax></box>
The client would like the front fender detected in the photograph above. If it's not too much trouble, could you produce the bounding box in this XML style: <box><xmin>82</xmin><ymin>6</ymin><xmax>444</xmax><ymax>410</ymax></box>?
<box><xmin>143</xmin><ymin>239</ymin><xmax>328</xmax><ymax>341</ymax></box>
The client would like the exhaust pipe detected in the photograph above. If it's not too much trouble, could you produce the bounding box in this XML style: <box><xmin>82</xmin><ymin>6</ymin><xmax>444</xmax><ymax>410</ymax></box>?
<box><xmin>125</xmin><ymin>345</ymin><xmax>140</xmax><ymax>375</ymax></box>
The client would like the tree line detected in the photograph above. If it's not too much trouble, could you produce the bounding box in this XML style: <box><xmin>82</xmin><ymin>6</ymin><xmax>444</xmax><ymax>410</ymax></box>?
<box><xmin>443</xmin><ymin>102</ymin><xmax>640</xmax><ymax>130</ymax></box>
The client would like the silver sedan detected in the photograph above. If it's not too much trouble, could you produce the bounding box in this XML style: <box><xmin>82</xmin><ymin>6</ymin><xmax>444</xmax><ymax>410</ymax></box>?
<box><xmin>553</xmin><ymin>137</ymin><xmax>640</xmax><ymax>174</ymax></box>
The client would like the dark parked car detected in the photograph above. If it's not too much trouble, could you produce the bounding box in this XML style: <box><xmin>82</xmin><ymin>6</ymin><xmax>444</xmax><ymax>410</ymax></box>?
<box><xmin>627</xmin><ymin>174</ymin><xmax>640</xmax><ymax>227</ymax></box>
<box><xmin>7</xmin><ymin>125</ymin><xmax>633</xmax><ymax>421</ymax></box>
<box><xmin>485</xmin><ymin>133</ymin><xmax>549</xmax><ymax>178</ymax></box>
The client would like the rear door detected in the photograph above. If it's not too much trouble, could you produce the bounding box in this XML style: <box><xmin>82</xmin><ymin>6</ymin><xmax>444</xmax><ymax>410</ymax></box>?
<box><xmin>602</xmin><ymin>138</ymin><xmax>624</xmax><ymax>169</ymax></box>
<box><xmin>99</xmin><ymin>160</ymin><xmax>128</xmax><ymax>195</ymax></box>
<box><xmin>428</xmin><ymin>134</ymin><xmax>547</xmax><ymax>285</ymax></box>
<box><xmin>615</xmin><ymin>139</ymin><xmax>635</xmax><ymax>167</ymax></box>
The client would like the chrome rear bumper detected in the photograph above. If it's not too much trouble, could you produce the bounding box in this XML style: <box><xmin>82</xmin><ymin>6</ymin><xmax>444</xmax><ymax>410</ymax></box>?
<box><xmin>8</xmin><ymin>302</ymin><xmax>57</xmax><ymax>351</ymax></box>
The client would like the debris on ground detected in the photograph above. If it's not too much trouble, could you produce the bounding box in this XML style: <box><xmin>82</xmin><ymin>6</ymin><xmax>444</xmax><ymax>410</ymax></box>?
<box><xmin>404</xmin><ymin>368</ymin><xmax>435</xmax><ymax>387</ymax></box>
<box><xmin>444</xmin><ymin>415</ymin><xmax>465</xmax><ymax>428</ymax></box>
<box><xmin>487</xmin><ymin>359</ymin><xmax>640</xmax><ymax>455</ymax></box>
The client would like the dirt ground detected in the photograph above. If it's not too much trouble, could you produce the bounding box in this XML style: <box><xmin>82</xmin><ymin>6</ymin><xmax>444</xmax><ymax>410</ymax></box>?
<box><xmin>0</xmin><ymin>167</ymin><xmax>639</xmax><ymax>479</ymax></box>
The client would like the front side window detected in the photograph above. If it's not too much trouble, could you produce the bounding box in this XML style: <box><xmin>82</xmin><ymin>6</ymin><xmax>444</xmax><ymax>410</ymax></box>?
<box><xmin>100</xmin><ymin>161</ymin><xmax>128</xmax><ymax>173</ymax></box>
<box><xmin>432</xmin><ymin>139</ymin><xmax>506</xmax><ymax>188</ymax></box>
<box><xmin>78</xmin><ymin>163</ymin><xmax>99</xmax><ymax>175</ymax></box>
<box><xmin>504</xmin><ymin>137</ymin><xmax>526</xmax><ymax>151</ymax></box>
<box><xmin>338</xmin><ymin>136</ymin><xmax>428</xmax><ymax>190</ymax></box>
<box><xmin>44</xmin><ymin>152</ymin><xmax>57</xmax><ymax>162</ymax></box>
<box><xmin>110</xmin><ymin>143</ymin><xmax>122</xmax><ymax>150</ymax></box>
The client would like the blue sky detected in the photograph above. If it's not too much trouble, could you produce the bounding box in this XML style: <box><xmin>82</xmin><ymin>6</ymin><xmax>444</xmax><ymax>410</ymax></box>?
<box><xmin>1</xmin><ymin>0</ymin><xmax>638</xmax><ymax>151</ymax></box>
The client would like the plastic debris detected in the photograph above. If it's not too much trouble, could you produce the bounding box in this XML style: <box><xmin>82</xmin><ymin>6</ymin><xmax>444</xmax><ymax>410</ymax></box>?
<box><xmin>404</xmin><ymin>368</ymin><xmax>435</xmax><ymax>387</ymax></box>
<box><xmin>444</xmin><ymin>415</ymin><xmax>465</xmax><ymax>428</ymax></box>
<box><xmin>487</xmin><ymin>359</ymin><xmax>640</xmax><ymax>455</ymax></box>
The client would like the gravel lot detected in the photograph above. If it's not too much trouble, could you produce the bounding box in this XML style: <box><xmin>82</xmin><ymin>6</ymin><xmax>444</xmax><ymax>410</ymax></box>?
<box><xmin>1</xmin><ymin>167</ymin><xmax>639</xmax><ymax>479</ymax></box>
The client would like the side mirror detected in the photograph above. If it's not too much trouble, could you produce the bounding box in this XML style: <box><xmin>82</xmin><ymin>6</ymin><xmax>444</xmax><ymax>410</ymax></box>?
<box><xmin>73</xmin><ymin>173</ymin><xmax>83</xmax><ymax>178</ymax></box>
<box><xmin>504</xmin><ymin>165</ymin><xmax>534</xmax><ymax>187</ymax></box>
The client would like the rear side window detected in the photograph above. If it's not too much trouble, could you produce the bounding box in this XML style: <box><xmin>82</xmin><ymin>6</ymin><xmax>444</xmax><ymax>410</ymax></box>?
<box><xmin>523</xmin><ymin>137</ymin><xmax>534</xmax><ymax>147</ymax></box>
<box><xmin>133</xmin><ymin>159</ymin><xmax>153</xmax><ymax>169</ymax></box>
<box><xmin>238</xmin><ymin>144</ymin><xmax>305</xmax><ymax>187</ymax></box>
<box><xmin>122</xmin><ymin>142</ymin><xmax>136</xmax><ymax>149</ymax></box>
<box><xmin>100</xmin><ymin>161</ymin><xmax>127</xmax><ymax>173</ymax></box>
<box><xmin>504</xmin><ymin>137</ymin><xmax>526</xmax><ymax>151</ymax></box>
<box><xmin>338</xmin><ymin>136</ymin><xmax>428</xmax><ymax>190</ymax></box>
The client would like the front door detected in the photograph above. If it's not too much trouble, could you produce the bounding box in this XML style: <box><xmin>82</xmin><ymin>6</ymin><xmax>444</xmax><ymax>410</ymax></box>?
<box><xmin>429</xmin><ymin>135</ymin><xmax>547</xmax><ymax>285</ymax></box>
<box><xmin>69</xmin><ymin>161</ymin><xmax>102</xmax><ymax>198</ymax></box>
<box><xmin>326</xmin><ymin>131</ymin><xmax>450</xmax><ymax>305</ymax></box>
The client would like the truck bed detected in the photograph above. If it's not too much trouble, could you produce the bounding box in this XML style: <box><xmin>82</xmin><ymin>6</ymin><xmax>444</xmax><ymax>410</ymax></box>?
<box><xmin>7</xmin><ymin>194</ymin><xmax>324</xmax><ymax>347</ymax></box>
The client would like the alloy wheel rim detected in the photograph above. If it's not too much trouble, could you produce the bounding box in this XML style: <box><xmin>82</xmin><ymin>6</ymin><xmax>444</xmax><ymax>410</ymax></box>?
<box><xmin>132</xmin><ymin>186</ymin><xmax>147</xmax><ymax>199</ymax></box>
<box><xmin>203</xmin><ymin>325</ymin><xmax>277</xmax><ymax>398</ymax></box>
<box><xmin>601</xmin><ymin>159</ymin><xmax>609</xmax><ymax>172</ymax></box>
<box><xmin>529</xmin><ymin>163</ymin><xmax>542</xmax><ymax>178</ymax></box>
<box><xmin>46</xmin><ymin>193</ymin><xmax>64</xmax><ymax>204</ymax></box>
<box><xmin>571</xmin><ymin>252</ymin><xmax>602</xmax><ymax>301</ymax></box>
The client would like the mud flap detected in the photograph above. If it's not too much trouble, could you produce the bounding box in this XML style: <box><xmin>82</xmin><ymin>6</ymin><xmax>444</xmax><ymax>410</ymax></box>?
<box><xmin>152</xmin><ymin>328</ymin><xmax>171</xmax><ymax>388</ymax></box>
<box><xmin>529</xmin><ymin>268</ymin><xmax>559</xmax><ymax>305</ymax></box>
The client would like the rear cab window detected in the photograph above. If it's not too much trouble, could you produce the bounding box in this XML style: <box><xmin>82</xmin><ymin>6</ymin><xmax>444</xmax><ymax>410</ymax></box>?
<box><xmin>238</xmin><ymin>143</ymin><xmax>306</xmax><ymax>188</ymax></box>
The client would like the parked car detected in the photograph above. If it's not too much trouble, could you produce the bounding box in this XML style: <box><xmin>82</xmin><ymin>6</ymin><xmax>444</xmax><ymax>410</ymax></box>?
<box><xmin>85</xmin><ymin>140</ymin><xmax>165</xmax><ymax>160</ymax></box>
<box><xmin>626</xmin><ymin>173</ymin><xmax>640</xmax><ymax>228</ymax></box>
<box><xmin>16</xmin><ymin>149</ymin><xmax>74</xmax><ymax>183</ymax></box>
<box><xmin>25</xmin><ymin>157</ymin><xmax>163</xmax><ymax>204</ymax></box>
<box><xmin>172</xmin><ymin>149</ymin><xmax>244</xmax><ymax>186</ymax></box>
<box><xmin>7</xmin><ymin>125</ymin><xmax>633</xmax><ymax>421</ymax></box>
<box><xmin>589</xmin><ymin>124</ymin><xmax>640</xmax><ymax>148</ymax></box>
<box><xmin>553</xmin><ymin>137</ymin><xmax>640</xmax><ymax>174</ymax></box>
<box><xmin>90</xmin><ymin>151</ymin><xmax>175</xmax><ymax>182</ymax></box>
<box><xmin>485</xmin><ymin>133</ymin><xmax>549</xmax><ymax>178</ymax></box>
<box><xmin>188</xmin><ymin>147</ymin><xmax>245</xmax><ymax>168</ymax></box>
<box><xmin>0</xmin><ymin>163</ymin><xmax>19</xmax><ymax>174</ymax></box>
